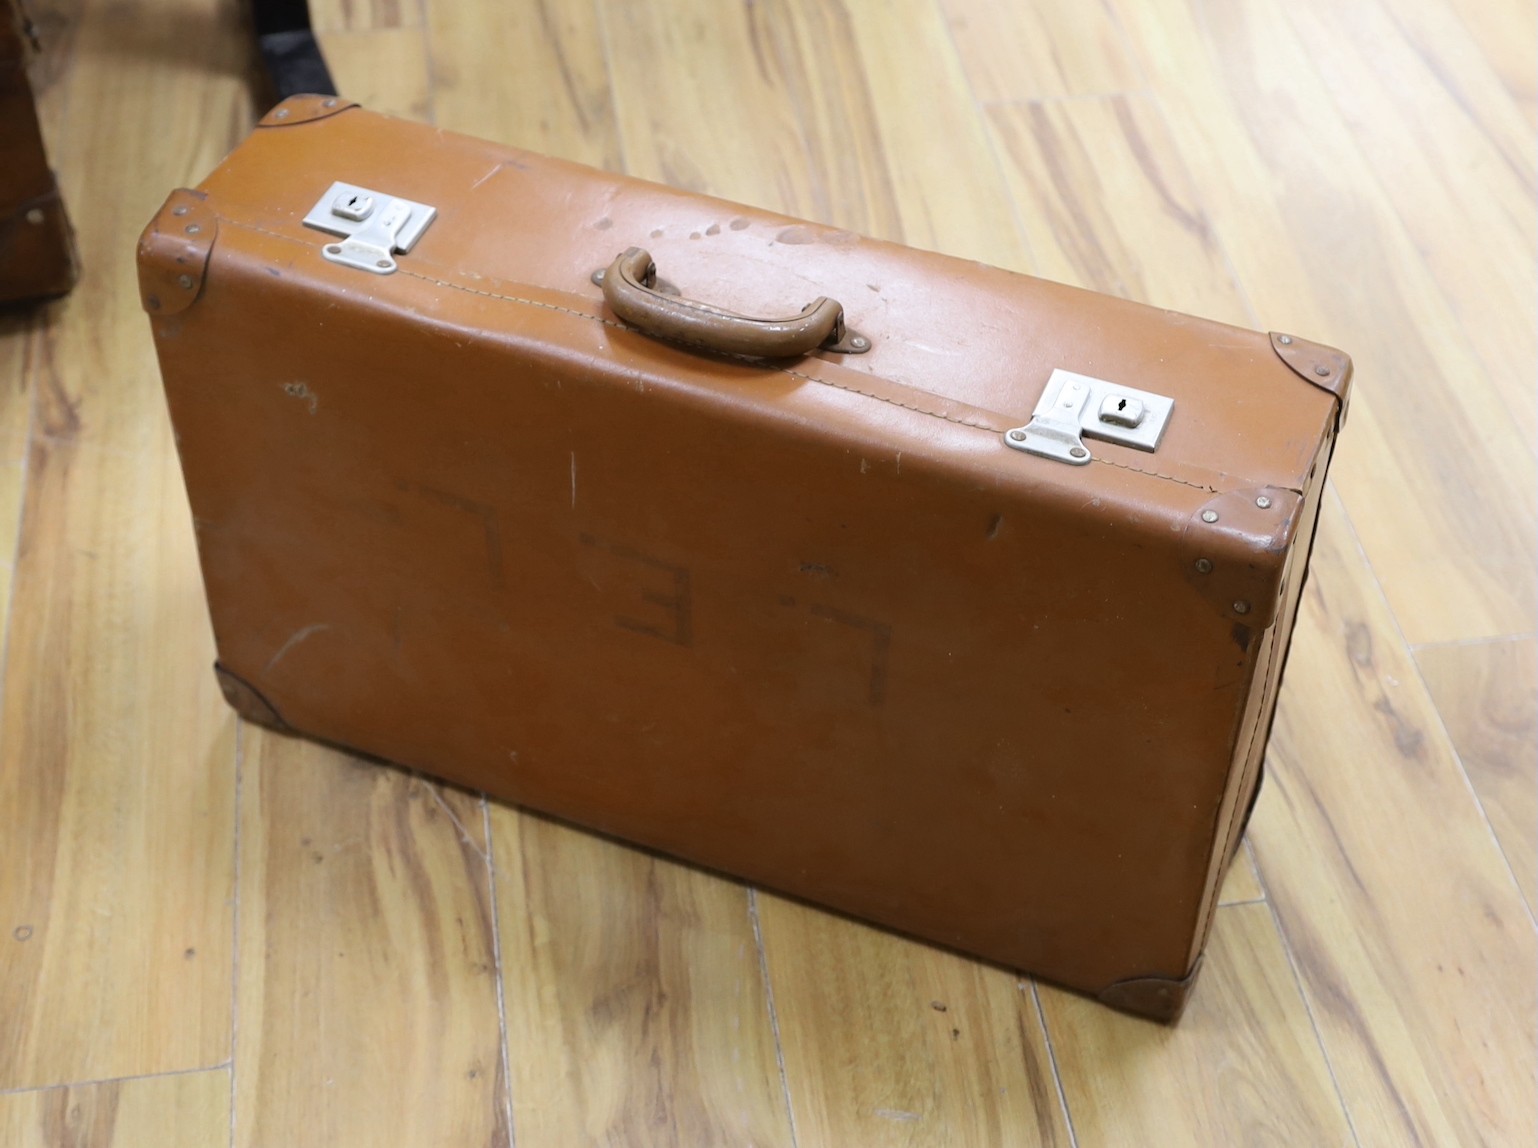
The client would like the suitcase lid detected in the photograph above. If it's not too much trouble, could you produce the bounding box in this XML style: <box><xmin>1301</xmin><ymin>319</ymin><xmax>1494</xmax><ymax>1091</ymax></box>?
<box><xmin>147</xmin><ymin>97</ymin><xmax>1349</xmax><ymax>512</ymax></box>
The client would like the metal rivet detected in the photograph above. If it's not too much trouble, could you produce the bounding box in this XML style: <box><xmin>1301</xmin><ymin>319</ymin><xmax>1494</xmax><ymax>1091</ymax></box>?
<box><xmin>274</xmin><ymin>107</ymin><xmax>290</xmax><ymax>119</ymax></box>
<box><xmin>25</xmin><ymin>208</ymin><xmax>45</xmax><ymax>225</ymax></box>
<box><xmin>177</xmin><ymin>274</ymin><xmax>194</xmax><ymax>290</ymax></box>
<box><xmin>185</xmin><ymin>224</ymin><xmax>200</xmax><ymax>235</ymax></box>
<box><xmin>376</xmin><ymin>259</ymin><xmax>391</xmax><ymax>269</ymax></box>
<box><xmin>326</xmin><ymin>244</ymin><xmax>342</xmax><ymax>254</ymax></box>
<box><xmin>591</xmin><ymin>269</ymin><xmax>606</xmax><ymax>285</ymax></box>
<box><xmin>1255</xmin><ymin>495</ymin><xmax>1272</xmax><ymax>509</ymax></box>
<box><xmin>1195</xmin><ymin>558</ymin><xmax>1213</xmax><ymax>574</ymax></box>
<box><xmin>1233</xmin><ymin>600</ymin><xmax>1252</xmax><ymax>615</ymax></box>
<box><xmin>1007</xmin><ymin>429</ymin><xmax>1026</xmax><ymax>443</ymax></box>
<box><xmin>1069</xmin><ymin>446</ymin><xmax>1088</xmax><ymax>459</ymax></box>
<box><xmin>172</xmin><ymin>205</ymin><xmax>189</xmax><ymax>216</ymax></box>
<box><xmin>322</xmin><ymin>98</ymin><xmax>338</xmax><ymax>108</ymax></box>
<box><xmin>1201</xmin><ymin>509</ymin><xmax>1219</xmax><ymax>523</ymax></box>
<box><xmin>849</xmin><ymin>336</ymin><xmax>870</xmax><ymax>351</ymax></box>
<box><xmin>1277</xmin><ymin>334</ymin><xmax>1292</xmax><ymax>345</ymax></box>
<box><xmin>1314</xmin><ymin>364</ymin><xmax>1331</xmax><ymax>377</ymax></box>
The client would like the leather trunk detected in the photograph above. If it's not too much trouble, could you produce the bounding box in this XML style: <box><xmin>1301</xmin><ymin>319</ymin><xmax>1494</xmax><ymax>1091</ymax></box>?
<box><xmin>139</xmin><ymin>96</ymin><xmax>1351</xmax><ymax>1021</ymax></box>
<box><xmin>0</xmin><ymin>0</ymin><xmax>77</xmax><ymax>305</ymax></box>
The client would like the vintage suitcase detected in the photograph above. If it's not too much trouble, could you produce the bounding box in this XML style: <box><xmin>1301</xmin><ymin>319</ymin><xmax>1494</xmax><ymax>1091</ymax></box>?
<box><xmin>139</xmin><ymin>96</ymin><xmax>1351</xmax><ymax>1020</ymax></box>
<box><xmin>0</xmin><ymin>0</ymin><xmax>77</xmax><ymax>304</ymax></box>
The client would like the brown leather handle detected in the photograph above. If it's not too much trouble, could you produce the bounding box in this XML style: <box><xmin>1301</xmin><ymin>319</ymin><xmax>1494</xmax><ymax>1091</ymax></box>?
<box><xmin>599</xmin><ymin>247</ymin><xmax>868</xmax><ymax>358</ymax></box>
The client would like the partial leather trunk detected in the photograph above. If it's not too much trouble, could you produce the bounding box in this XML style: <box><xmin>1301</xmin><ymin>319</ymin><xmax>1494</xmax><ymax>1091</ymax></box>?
<box><xmin>139</xmin><ymin>97</ymin><xmax>1351</xmax><ymax>1020</ymax></box>
<box><xmin>0</xmin><ymin>0</ymin><xmax>77</xmax><ymax>305</ymax></box>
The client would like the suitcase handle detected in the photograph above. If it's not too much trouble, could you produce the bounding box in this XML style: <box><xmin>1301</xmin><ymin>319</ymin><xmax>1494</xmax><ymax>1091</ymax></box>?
<box><xmin>599</xmin><ymin>247</ymin><xmax>870</xmax><ymax>358</ymax></box>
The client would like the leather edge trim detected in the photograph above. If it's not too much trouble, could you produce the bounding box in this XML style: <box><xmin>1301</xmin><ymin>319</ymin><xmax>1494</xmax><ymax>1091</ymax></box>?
<box><xmin>137</xmin><ymin>189</ymin><xmax>217</xmax><ymax>316</ymax></box>
<box><xmin>1096</xmin><ymin>957</ymin><xmax>1204</xmax><ymax>1023</ymax></box>
<box><xmin>258</xmin><ymin>93</ymin><xmax>358</xmax><ymax>126</ymax></box>
<box><xmin>1270</xmin><ymin>331</ymin><xmax>1353</xmax><ymax>429</ymax></box>
<box><xmin>1180</xmin><ymin>485</ymin><xmax>1302</xmax><ymax>628</ymax></box>
<box><xmin>215</xmin><ymin>663</ymin><xmax>293</xmax><ymax>732</ymax></box>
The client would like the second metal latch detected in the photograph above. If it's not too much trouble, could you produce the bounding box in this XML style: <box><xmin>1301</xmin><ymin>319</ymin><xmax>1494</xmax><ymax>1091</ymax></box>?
<box><xmin>302</xmin><ymin>181</ymin><xmax>436</xmax><ymax>275</ymax></box>
<box><xmin>1004</xmin><ymin>369</ymin><xmax>1174</xmax><ymax>466</ymax></box>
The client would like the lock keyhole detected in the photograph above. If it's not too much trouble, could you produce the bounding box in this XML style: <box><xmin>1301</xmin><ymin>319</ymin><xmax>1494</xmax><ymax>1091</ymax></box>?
<box><xmin>332</xmin><ymin>191</ymin><xmax>376</xmax><ymax>222</ymax></box>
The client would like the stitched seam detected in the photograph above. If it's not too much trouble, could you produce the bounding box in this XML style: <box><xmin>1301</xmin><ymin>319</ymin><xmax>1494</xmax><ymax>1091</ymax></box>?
<box><xmin>220</xmin><ymin>215</ymin><xmax>1222</xmax><ymax>490</ymax></box>
<box><xmin>1093</xmin><ymin>454</ymin><xmax>1218</xmax><ymax>492</ymax></box>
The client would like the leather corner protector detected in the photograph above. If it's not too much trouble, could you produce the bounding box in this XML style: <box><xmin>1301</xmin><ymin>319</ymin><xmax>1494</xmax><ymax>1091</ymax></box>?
<box><xmin>1097</xmin><ymin>957</ymin><xmax>1204</xmax><ymax>1023</ymax></box>
<box><xmin>1270</xmin><ymin>332</ymin><xmax>1353</xmax><ymax>429</ymax></box>
<box><xmin>258</xmin><ymin>94</ymin><xmax>358</xmax><ymax>127</ymax></box>
<box><xmin>1181</xmin><ymin>486</ymin><xmax>1302</xmax><ymax>628</ymax></box>
<box><xmin>215</xmin><ymin>663</ymin><xmax>292</xmax><ymax>732</ymax></box>
<box><xmin>138</xmin><ymin>189</ymin><xmax>217</xmax><ymax>316</ymax></box>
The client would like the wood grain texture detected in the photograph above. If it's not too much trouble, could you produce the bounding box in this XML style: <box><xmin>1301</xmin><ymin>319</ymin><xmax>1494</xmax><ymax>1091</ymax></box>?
<box><xmin>597</xmin><ymin>0</ymin><xmax>822</xmax><ymax>213</ymax></box>
<box><xmin>316</xmin><ymin>27</ymin><xmax>433</xmax><ymax>122</ymax></box>
<box><xmin>1112</xmin><ymin>0</ymin><xmax>1537</xmax><ymax>645</ymax></box>
<box><xmin>1418</xmin><ymin>637</ymin><xmax>1537</xmax><ymax>916</ymax></box>
<box><xmin>1219</xmin><ymin>842</ymin><xmax>1263</xmax><ymax>905</ymax></box>
<box><xmin>1281</xmin><ymin>0</ymin><xmax>1536</xmax><ymax>447</ymax></box>
<box><xmin>0</xmin><ymin>0</ymin><xmax>246</xmax><ymax>1090</ymax></box>
<box><xmin>813</xmin><ymin>0</ymin><xmax>1032</xmax><ymax>266</ymax></box>
<box><xmin>600</xmin><ymin>0</ymin><xmax>1032</xmax><ymax>268</ymax></box>
<box><xmin>428</xmin><ymin>0</ymin><xmax>621</xmax><ymax>169</ymax></box>
<box><xmin>493</xmin><ymin>810</ymin><xmax>793</xmax><ymax>1147</ymax></box>
<box><xmin>757</xmin><ymin>892</ymin><xmax>1071</xmax><ymax>1148</ymax></box>
<box><xmin>1252</xmin><ymin>491</ymin><xmax>1536</xmax><ymax>1146</ymax></box>
<box><xmin>0</xmin><ymin>316</ymin><xmax>34</xmax><ymax>651</ymax></box>
<box><xmin>1438</xmin><ymin>0</ymin><xmax>1538</xmax><ymax>127</ymax></box>
<box><xmin>941</xmin><ymin>0</ymin><xmax>1139</xmax><ymax>102</ymax></box>
<box><xmin>234</xmin><ymin>732</ymin><xmax>509</xmax><ymax>1148</ymax></box>
<box><xmin>984</xmin><ymin>95</ymin><xmax>1249</xmax><ymax>324</ymax></box>
<box><xmin>0</xmin><ymin>1069</ymin><xmax>229</xmax><ymax>1148</ymax></box>
<box><xmin>308</xmin><ymin>0</ymin><xmax>418</xmax><ymax>34</ymax></box>
<box><xmin>1038</xmin><ymin>903</ymin><xmax>1354</xmax><ymax>1145</ymax></box>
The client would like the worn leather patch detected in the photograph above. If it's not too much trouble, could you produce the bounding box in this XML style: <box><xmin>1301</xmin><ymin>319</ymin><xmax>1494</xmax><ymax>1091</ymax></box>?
<box><xmin>1270</xmin><ymin>331</ymin><xmax>1352</xmax><ymax>428</ymax></box>
<box><xmin>258</xmin><ymin>93</ymin><xmax>358</xmax><ymax>127</ymax></box>
<box><xmin>215</xmin><ymin>663</ymin><xmax>292</xmax><ymax>731</ymax></box>
<box><xmin>137</xmin><ymin>188</ymin><xmax>217</xmax><ymax>316</ymax></box>
<box><xmin>1181</xmin><ymin>486</ymin><xmax>1302</xmax><ymax>627</ymax></box>
<box><xmin>1097</xmin><ymin>957</ymin><xmax>1204</xmax><ymax>1023</ymax></box>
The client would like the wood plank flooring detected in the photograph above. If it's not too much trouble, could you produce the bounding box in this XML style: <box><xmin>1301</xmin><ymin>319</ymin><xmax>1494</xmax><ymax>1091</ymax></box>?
<box><xmin>1</xmin><ymin>0</ymin><xmax>1531</xmax><ymax>1143</ymax></box>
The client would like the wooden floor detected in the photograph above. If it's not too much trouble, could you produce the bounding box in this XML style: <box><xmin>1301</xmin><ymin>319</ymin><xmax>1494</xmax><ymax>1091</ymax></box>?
<box><xmin>1</xmin><ymin>0</ymin><xmax>1533</xmax><ymax>1143</ymax></box>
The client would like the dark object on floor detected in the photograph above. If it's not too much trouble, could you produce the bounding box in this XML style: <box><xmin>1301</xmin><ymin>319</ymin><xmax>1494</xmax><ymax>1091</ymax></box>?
<box><xmin>0</xmin><ymin>0</ymin><xmax>77</xmax><ymax>305</ymax></box>
<box><xmin>251</xmin><ymin>0</ymin><xmax>334</xmax><ymax>104</ymax></box>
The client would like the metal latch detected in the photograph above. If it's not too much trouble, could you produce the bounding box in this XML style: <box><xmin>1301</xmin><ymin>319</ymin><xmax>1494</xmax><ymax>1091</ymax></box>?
<box><xmin>302</xmin><ymin>181</ymin><xmax>436</xmax><ymax>275</ymax></box>
<box><xmin>1004</xmin><ymin>369</ymin><xmax>1174</xmax><ymax>466</ymax></box>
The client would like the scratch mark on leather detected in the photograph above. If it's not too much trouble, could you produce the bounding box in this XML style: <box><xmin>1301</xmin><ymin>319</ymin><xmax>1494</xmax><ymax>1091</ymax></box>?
<box><xmin>265</xmin><ymin>623</ymin><xmax>331</xmax><ymax>672</ymax></box>
<box><xmin>224</xmin><ymin>216</ymin><xmax>1226</xmax><ymax>494</ymax></box>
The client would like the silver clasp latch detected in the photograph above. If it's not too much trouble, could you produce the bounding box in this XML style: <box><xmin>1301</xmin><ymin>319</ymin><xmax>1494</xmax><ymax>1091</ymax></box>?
<box><xmin>1004</xmin><ymin>369</ymin><xmax>1174</xmax><ymax>465</ymax></box>
<box><xmin>302</xmin><ymin>181</ymin><xmax>436</xmax><ymax>275</ymax></box>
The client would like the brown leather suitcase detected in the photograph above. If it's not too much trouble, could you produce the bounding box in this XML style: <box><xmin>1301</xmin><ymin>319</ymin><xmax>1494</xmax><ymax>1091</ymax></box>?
<box><xmin>0</xmin><ymin>0</ymin><xmax>77</xmax><ymax>305</ymax></box>
<box><xmin>139</xmin><ymin>96</ymin><xmax>1350</xmax><ymax>1021</ymax></box>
